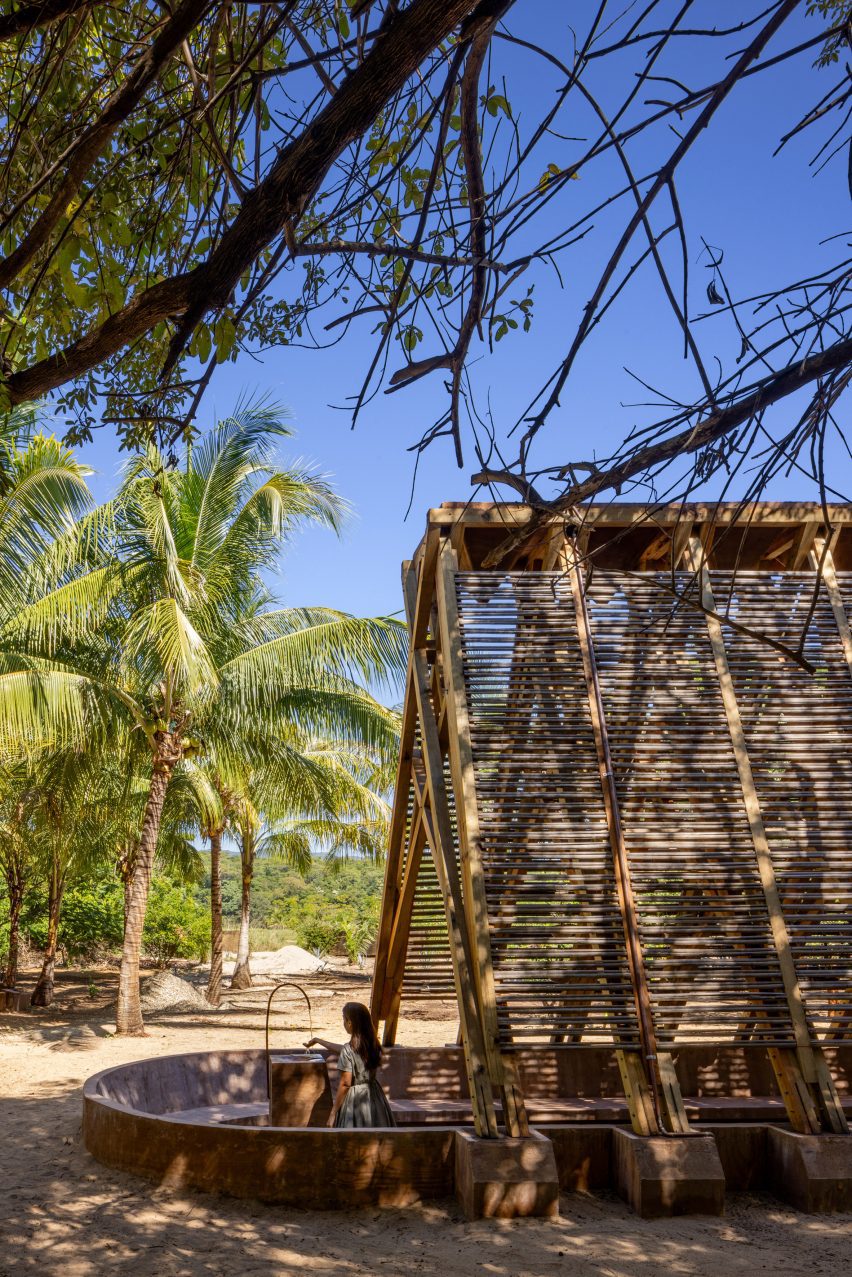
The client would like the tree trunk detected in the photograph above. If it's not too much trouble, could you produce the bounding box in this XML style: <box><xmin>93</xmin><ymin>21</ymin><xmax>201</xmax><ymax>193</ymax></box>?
<box><xmin>30</xmin><ymin>857</ymin><xmax>64</xmax><ymax>1007</ymax></box>
<box><xmin>116</xmin><ymin>730</ymin><xmax>181</xmax><ymax>1035</ymax></box>
<box><xmin>117</xmin><ymin>843</ymin><xmax>135</xmax><ymax>932</ymax></box>
<box><xmin>205</xmin><ymin>827</ymin><xmax>223</xmax><ymax>1006</ymax></box>
<box><xmin>2</xmin><ymin>870</ymin><xmax>24</xmax><ymax>989</ymax></box>
<box><xmin>229</xmin><ymin>839</ymin><xmax>254</xmax><ymax>991</ymax></box>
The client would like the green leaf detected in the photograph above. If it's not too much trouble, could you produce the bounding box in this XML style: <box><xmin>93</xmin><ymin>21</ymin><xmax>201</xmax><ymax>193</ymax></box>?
<box><xmin>195</xmin><ymin>323</ymin><xmax>212</xmax><ymax>365</ymax></box>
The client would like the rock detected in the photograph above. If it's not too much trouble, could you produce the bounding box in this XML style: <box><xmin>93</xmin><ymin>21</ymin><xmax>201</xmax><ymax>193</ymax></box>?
<box><xmin>139</xmin><ymin>971</ymin><xmax>213</xmax><ymax>1014</ymax></box>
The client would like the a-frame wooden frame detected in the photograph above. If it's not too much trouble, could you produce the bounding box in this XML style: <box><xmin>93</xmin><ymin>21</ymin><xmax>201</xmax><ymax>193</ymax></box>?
<box><xmin>372</xmin><ymin>503</ymin><xmax>852</xmax><ymax>1140</ymax></box>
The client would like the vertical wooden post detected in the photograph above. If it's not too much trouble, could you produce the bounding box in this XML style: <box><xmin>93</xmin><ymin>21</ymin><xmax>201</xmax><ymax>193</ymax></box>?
<box><xmin>372</xmin><ymin>536</ymin><xmax>443</xmax><ymax>1036</ymax></box>
<box><xmin>685</xmin><ymin>536</ymin><xmax>847</xmax><ymax>1134</ymax></box>
<box><xmin>380</xmin><ymin>805</ymin><xmax>427</xmax><ymax>1045</ymax></box>
<box><xmin>371</xmin><ymin>667</ymin><xmax>416</xmax><ymax>1037</ymax></box>
<box><xmin>436</xmin><ymin>540</ymin><xmax>529</xmax><ymax>1137</ymax></box>
<box><xmin>380</xmin><ymin>541</ymin><xmax>497</xmax><ymax>1136</ymax></box>
<box><xmin>566</xmin><ymin>540</ymin><xmax>681</xmax><ymax>1134</ymax></box>
<box><xmin>411</xmin><ymin>649</ymin><xmax>499</xmax><ymax>1138</ymax></box>
<box><xmin>811</xmin><ymin>536</ymin><xmax>852</xmax><ymax>676</ymax></box>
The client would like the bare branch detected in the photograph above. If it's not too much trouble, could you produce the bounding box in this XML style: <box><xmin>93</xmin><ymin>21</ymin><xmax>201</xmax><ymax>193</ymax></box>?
<box><xmin>477</xmin><ymin>332</ymin><xmax>852</xmax><ymax>566</ymax></box>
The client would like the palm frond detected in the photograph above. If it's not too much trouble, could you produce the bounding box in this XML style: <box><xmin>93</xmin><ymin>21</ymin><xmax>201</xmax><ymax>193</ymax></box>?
<box><xmin>221</xmin><ymin>609</ymin><xmax>408</xmax><ymax>696</ymax></box>
<box><xmin>123</xmin><ymin>597</ymin><xmax>218</xmax><ymax>696</ymax></box>
<box><xmin>0</xmin><ymin>670</ymin><xmax>99</xmax><ymax>756</ymax></box>
<box><xmin>0</xmin><ymin>437</ymin><xmax>94</xmax><ymax>590</ymax></box>
<box><xmin>3</xmin><ymin>565</ymin><xmax>120</xmax><ymax>655</ymax></box>
<box><xmin>185</xmin><ymin>400</ymin><xmax>295</xmax><ymax>569</ymax></box>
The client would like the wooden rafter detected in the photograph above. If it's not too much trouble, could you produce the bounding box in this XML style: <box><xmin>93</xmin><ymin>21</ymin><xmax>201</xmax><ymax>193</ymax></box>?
<box><xmin>685</xmin><ymin>536</ymin><xmax>847</xmax><ymax>1134</ymax></box>
<box><xmin>812</xmin><ymin>536</ymin><xmax>852</xmax><ymax>676</ymax></box>
<box><xmin>436</xmin><ymin>540</ymin><xmax>529</xmax><ymax>1137</ymax></box>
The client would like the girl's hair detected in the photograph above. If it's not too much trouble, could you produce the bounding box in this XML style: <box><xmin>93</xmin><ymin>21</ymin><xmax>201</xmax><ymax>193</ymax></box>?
<box><xmin>343</xmin><ymin>1001</ymin><xmax>382</xmax><ymax>1071</ymax></box>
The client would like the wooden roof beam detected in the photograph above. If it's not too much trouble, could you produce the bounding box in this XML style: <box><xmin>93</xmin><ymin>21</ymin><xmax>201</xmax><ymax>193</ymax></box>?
<box><xmin>428</xmin><ymin>501</ymin><xmax>852</xmax><ymax>529</ymax></box>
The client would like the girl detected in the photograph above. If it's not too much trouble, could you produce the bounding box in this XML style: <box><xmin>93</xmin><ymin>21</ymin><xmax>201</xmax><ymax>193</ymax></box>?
<box><xmin>306</xmin><ymin>1001</ymin><xmax>396</xmax><ymax>1128</ymax></box>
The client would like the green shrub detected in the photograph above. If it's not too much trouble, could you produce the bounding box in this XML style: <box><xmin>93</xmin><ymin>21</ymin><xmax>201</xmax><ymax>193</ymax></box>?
<box><xmin>296</xmin><ymin>918</ymin><xmax>344</xmax><ymax>957</ymax></box>
<box><xmin>59</xmin><ymin>881</ymin><xmax>124</xmax><ymax>957</ymax></box>
<box><xmin>143</xmin><ymin>878</ymin><xmax>210</xmax><ymax>964</ymax></box>
<box><xmin>248</xmin><ymin>925</ymin><xmax>297</xmax><ymax>951</ymax></box>
<box><xmin>343</xmin><ymin>919</ymin><xmax>377</xmax><ymax>964</ymax></box>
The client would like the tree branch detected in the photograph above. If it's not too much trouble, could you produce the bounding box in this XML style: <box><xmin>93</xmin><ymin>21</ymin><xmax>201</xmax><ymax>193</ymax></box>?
<box><xmin>477</xmin><ymin>330</ymin><xmax>852</xmax><ymax>565</ymax></box>
<box><xmin>0</xmin><ymin>0</ymin><xmax>214</xmax><ymax>291</ymax></box>
<box><xmin>4</xmin><ymin>0</ymin><xmax>495</xmax><ymax>405</ymax></box>
<box><xmin>0</xmin><ymin>0</ymin><xmax>95</xmax><ymax>41</ymax></box>
<box><xmin>517</xmin><ymin>0</ymin><xmax>801</xmax><ymax>457</ymax></box>
<box><xmin>388</xmin><ymin>0</ymin><xmax>513</xmax><ymax>464</ymax></box>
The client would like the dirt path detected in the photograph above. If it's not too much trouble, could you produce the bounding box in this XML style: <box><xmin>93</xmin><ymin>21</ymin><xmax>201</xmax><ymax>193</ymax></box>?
<box><xmin>2</xmin><ymin>967</ymin><xmax>851</xmax><ymax>1277</ymax></box>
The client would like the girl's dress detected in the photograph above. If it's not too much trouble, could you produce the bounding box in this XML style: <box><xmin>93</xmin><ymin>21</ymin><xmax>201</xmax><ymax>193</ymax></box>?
<box><xmin>334</xmin><ymin>1043</ymin><xmax>396</xmax><ymax>1127</ymax></box>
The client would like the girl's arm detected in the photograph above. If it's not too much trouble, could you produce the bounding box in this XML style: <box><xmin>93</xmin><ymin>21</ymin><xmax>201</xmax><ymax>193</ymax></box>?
<box><xmin>304</xmin><ymin>1037</ymin><xmax>343</xmax><ymax>1052</ymax></box>
<box><xmin>328</xmin><ymin>1068</ymin><xmax>352</xmax><ymax>1127</ymax></box>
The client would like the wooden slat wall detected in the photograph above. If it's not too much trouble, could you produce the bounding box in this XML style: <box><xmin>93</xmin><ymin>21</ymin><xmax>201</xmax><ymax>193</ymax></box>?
<box><xmin>401</xmin><ymin>854</ymin><xmax>457</xmax><ymax>1000</ymax></box>
<box><xmin>710</xmin><ymin>569</ymin><xmax>852</xmax><ymax>1039</ymax></box>
<box><xmin>399</xmin><ymin>756</ymin><xmax>456</xmax><ymax>1001</ymax></box>
<box><xmin>587</xmin><ymin>571</ymin><xmax>794</xmax><ymax>1048</ymax></box>
<box><xmin>455</xmin><ymin>572</ymin><xmax>641</xmax><ymax>1048</ymax></box>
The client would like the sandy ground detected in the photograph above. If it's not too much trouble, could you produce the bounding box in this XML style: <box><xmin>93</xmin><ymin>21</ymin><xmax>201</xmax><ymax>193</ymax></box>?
<box><xmin>2</xmin><ymin>966</ymin><xmax>852</xmax><ymax>1277</ymax></box>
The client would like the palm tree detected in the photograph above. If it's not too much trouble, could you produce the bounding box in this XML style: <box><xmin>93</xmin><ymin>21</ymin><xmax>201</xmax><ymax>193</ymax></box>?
<box><xmin>0</xmin><ymin>403</ymin><xmax>407</xmax><ymax>1033</ymax></box>
<box><xmin>27</xmin><ymin>745</ymin><xmax>217</xmax><ymax>1006</ymax></box>
<box><xmin>224</xmin><ymin>735</ymin><xmax>393</xmax><ymax>992</ymax></box>
<box><xmin>0</xmin><ymin>419</ymin><xmax>94</xmax><ymax>989</ymax></box>
<box><xmin>194</xmin><ymin>705</ymin><xmax>397</xmax><ymax>1004</ymax></box>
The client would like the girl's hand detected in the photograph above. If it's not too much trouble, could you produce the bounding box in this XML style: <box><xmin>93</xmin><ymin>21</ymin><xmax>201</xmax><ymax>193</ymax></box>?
<box><xmin>304</xmin><ymin>1038</ymin><xmax>319</xmax><ymax>1049</ymax></box>
<box><xmin>326</xmin><ymin>1112</ymin><xmax>336</xmax><ymax>1128</ymax></box>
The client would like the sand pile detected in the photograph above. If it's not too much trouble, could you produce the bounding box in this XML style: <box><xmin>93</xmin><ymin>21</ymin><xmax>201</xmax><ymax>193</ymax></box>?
<box><xmin>224</xmin><ymin>945</ymin><xmax>327</xmax><ymax>977</ymax></box>
<box><xmin>139</xmin><ymin>971</ymin><xmax>213</xmax><ymax>1014</ymax></box>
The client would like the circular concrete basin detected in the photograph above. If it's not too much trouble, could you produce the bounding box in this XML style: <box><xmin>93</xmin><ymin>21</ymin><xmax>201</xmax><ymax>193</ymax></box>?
<box><xmin>83</xmin><ymin>1048</ymin><xmax>454</xmax><ymax>1208</ymax></box>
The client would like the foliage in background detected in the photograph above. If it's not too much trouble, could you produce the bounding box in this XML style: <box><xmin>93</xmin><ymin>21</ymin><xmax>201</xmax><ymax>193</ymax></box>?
<box><xmin>0</xmin><ymin>870</ymin><xmax>209</xmax><ymax>965</ymax></box>
<box><xmin>141</xmin><ymin>877</ymin><xmax>210</xmax><ymax>965</ymax></box>
<box><xmin>0</xmin><ymin>403</ymin><xmax>403</xmax><ymax>1025</ymax></box>
<box><xmin>20</xmin><ymin>878</ymin><xmax>124</xmax><ymax>958</ymax></box>
<box><xmin>196</xmin><ymin>854</ymin><xmax>384</xmax><ymax>961</ymax></box>
<box><xmin>1</xmin><ymin>851</ymin><xmax>384</xmax><ymax>969</ymax></box>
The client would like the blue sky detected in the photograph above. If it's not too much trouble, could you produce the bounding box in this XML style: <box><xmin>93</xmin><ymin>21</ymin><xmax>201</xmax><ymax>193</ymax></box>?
<box><xmin>71</xmin><ymin>2</ymin><xmax>852</xmax><ymax>621</ymax></box>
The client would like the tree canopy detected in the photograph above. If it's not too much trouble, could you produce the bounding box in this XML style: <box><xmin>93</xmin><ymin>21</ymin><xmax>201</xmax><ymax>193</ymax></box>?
<box><xmin>0</xmin><ymin>404</ymin><xmax>405</xmax><ymax>1027</ymax></box>
<box><xmin>0</xmin><ymin>1</ymin><xmax>848</xmax><ymax>530</ymax></box>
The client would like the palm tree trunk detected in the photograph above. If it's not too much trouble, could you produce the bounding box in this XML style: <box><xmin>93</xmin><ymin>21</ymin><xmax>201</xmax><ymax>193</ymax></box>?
<box><xmin>116</xmin><ymin>730</ymin><xmax>181</xmax><ymax>1035</ymax></box>
<box><xmin>230</xmin><ymin>838</ymin><xmax>254</xmax><ymax>990</ymax></box>
<box><xmin>205</xmin><ymin>827</ymin><xmax>223</xmax><ymax>1005</ymax></box>
<box><xmin>30</xmin><ymin>857</ymin><xmax>64</xmax><ymax>1007</ymax></box>
<box><xmin>117</xmin><ymin>844</ymin><xmax>135</xmax><ymax>932</ymax></box>
<box><xmin>2</xmin><ymin>868</ymin><xmax>24</xmax><ymax>988</ymax></box>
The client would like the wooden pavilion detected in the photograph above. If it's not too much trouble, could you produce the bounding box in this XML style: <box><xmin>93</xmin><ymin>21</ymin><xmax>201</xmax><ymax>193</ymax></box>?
<box><xmin>370</xmin><ymin>502</ymin><xmax>852</xmax><ymax>1145</ymax></box>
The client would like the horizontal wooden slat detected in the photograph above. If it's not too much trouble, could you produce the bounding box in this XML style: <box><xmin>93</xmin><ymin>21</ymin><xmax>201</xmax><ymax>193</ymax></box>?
<box><xmin>588</xmin><ymin>571</ymin><xmax>793</xmax><ymax>1048</ymax></box>
<box><xmin>710</xmin><ymin>570</ymin><xmax>852</xmax><ymax>1039</ymax></box>
<box><xmin>456</xmin><ymin>572</ymin><xmax>640</xmax><ymax>1048</ymax></box>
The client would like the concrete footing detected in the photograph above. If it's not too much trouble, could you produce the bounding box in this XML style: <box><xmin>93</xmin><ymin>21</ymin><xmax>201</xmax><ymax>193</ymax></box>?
<box><xmin>611</xmin><ymin>1129</ymin><xmax>726</xmax><ymax>1218</ymax></box>
<box><xmin>767</xmin><ymin>1127</ymin><xmax>852</xmax><ymax>1213</ymax></box>
<box><xmin>454</xmin><ymin>1130</ymin><xmax>560</xmax><ymax>1219</ymax></box>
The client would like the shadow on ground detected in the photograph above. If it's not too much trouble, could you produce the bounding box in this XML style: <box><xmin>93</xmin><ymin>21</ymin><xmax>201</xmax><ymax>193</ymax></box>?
<box><xmin>3</xmin><ymin>1073</ymin><xmax>852</xmax><ymax>1277</ymax></box>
